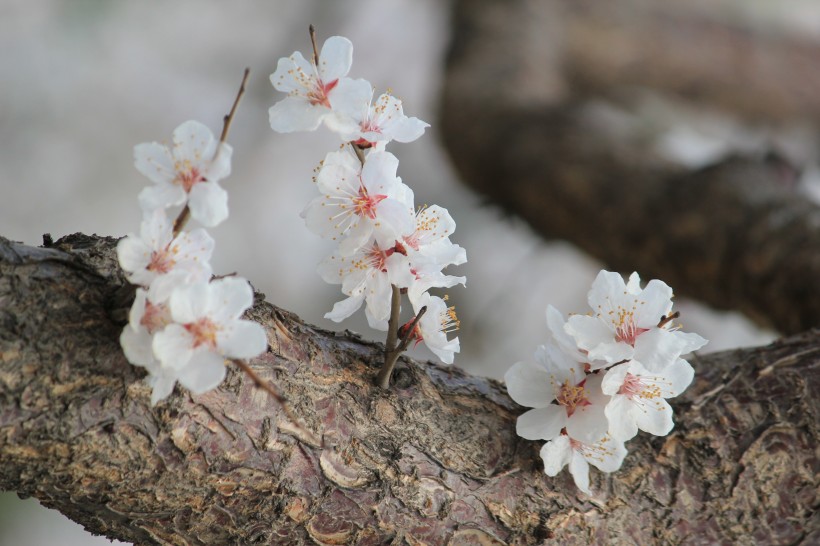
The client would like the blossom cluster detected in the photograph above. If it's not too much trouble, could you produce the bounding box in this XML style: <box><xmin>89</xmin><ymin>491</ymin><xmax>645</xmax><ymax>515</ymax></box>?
<box><xmin>117</xmin><ymin>120</ymin><xmax>266</xmax><ymax>405</ymax></box>
<box><xmin>269</xmin><ymin>34</ymin><xmax>465</xmax><ymax>363</ymax></box>
<box><xmin>505</xmin><ymin>270</ymin><xmax>707</xmax><ymax>494</ymax></box>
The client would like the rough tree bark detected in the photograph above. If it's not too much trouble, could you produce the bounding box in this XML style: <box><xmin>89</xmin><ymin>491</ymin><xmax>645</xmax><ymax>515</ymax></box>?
<box><xmin>0</xmin><ymin>234</ymin><xmax>817</xmax><ymax>545</ymax></box>
<box><xmin>441</xmin><ymin>0</ymin><xmax>820</xmax><ymax>335</ymax></box>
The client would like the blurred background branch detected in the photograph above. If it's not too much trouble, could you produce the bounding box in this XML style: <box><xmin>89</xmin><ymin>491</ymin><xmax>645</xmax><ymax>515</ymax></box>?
<box><xmin>442</xmin><ymin>0</ymin><xmax>820</xmax><ymax>335</ymax></box>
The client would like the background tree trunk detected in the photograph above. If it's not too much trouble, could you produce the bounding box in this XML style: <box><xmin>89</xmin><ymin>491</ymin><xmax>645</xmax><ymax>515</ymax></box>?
<box><xmin>0</xmin><ymin>234</ymin><xmax>817</xmax><ymax>545</ymax></box>
<box><xmin>441</xmin><ymin>0</ymin><xmax>820</xmax><ymax>335</ymax></box>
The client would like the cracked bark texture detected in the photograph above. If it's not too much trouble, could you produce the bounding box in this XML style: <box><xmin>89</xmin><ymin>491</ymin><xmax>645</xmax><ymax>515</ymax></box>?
<box><xmin>0</xmin><ymin>234</ymin><xmax>818</xmax><ymax>545</ymax></box>
<box><xmin>441</xmin><ymin>0</ymin><xmax>820</xmax><ymax>335</ymax></box>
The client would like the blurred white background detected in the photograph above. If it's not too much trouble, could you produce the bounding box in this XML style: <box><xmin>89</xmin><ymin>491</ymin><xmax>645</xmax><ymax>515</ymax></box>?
<box><xmin>0</xmin><ymin>1</ymin><xmax>776</xmax><ymax>543</ymax></box>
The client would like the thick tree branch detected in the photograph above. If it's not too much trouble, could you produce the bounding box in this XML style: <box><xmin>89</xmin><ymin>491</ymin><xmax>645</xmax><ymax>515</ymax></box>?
<box><xmin>0</xmin><ymin>234</ymin><xmax>817</xmax><ymax>545</ymax></box>
<box><xmin>441</xmin><ymin>0</ymin><xmax>820</xmax><ymax>335</ymax></box>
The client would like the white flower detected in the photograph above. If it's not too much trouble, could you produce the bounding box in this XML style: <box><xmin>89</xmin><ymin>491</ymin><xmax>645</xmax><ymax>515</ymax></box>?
<box><xmin>403</xmin><ymin>292</ymin><xmax>460</xmax><ymax>364</ymax></box>
<box><xmin>120</xmin><ymin>284</ymin><xmax>179</xmax><ymax>405</ymax></box>
<box><xmin>151</xmin><ymin>277</ymin><xmax>267</xmax><ymax>397</ymax></box>
<box><xmin>316</xmin><ymin>238</ymin><xmax>408</xmax><ymax>325</ymax></box>
<box><xmin>601</xmin><ymin>358</ymin><xmax>694</xmax><ymax>441</ymax></box>
<box><xmin>269</xmin><ymin>36</ymin><xmax>372</xmax><ymax>133</ymax></box>
<box><xmin>301</xmin><ymin>149</ymin><xmax>414</xmax><ymax>255</ymax></box>
<box><xmin>505</xmin><ymin>339</ymin><xmax>609</xmax><ymax>444</ymax></box>
<box><xmin>117</xmin><ymin>208</ymin><xmax>213</xmax><ymax>298</ymax></box>
<box><xmin>330</xmin><ymin>90</ymin><xmax>429</xmax><ymax>148</ymax></box>
<box><xmin>135</xmin><ymin>120</ymin><xmax>232</xmax><ymax>227</ymax></box>
<box><xmin>565</xmin><ymin>271</ymin><xmax>707</xmax><ymax>369</ymax></box>
<box><xmin>398</xmin><ymin>205</ymin><xmax>467</xmax><ymax>306</ymax></box>
<box><xmin>540</xmin><ymin>433</ymin><xmax>628</xmax><ymax>495</ymax></box>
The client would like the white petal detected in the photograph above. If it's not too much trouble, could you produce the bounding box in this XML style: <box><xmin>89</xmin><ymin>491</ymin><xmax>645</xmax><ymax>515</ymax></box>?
<box><xmin>116</xmin><ymin>235</ymin><xmax>152</xmax><ymax>281</ymax></box>
<box><xmin>269</xmin><ymin>52</ymin><xmax>312</xmax><ymax>93</ymax></box>
<box><xmin>427</xmin><ymin>336</ymin><xmax>459</xmax><ymax>365</ymax></box>
<box><xmin>565</xmin><ymin>314</ymin><xmax>613</xmax><ymax>352</ymax></box>
<box><xmin>148</xmin><ymin>370</ymin><xmax>177</xmax><ymax>406</ymax></box>
<box><xmin>364</xmin><ymin>271</ymin><xmax>393</xmax><ymax>322</ymax></box>
<box><xmin>662</xmin><ymin>358</ymin><xmax>695</xmax><ymax>397</ymax></box>
<box><xmin>604</xmin><ymin>395</ymin><xmax>639</xmax><ymax>441</ymax></box>
<box><xmin>600</xmin><ymin>363</ymin><xmax>629</xmax><ymax>396</ymax></box>
<box><xmin>149</xmin><ymin>272</ymin><xmax>195</xmax><ymax>304</ymax></box>
<box><xmin>568</xmin><ymin>452</ymin><xmax>592</xmax><ymax>495</ymax></box>
<box><xmin>138</xmin><ymin>183</ymin><xmax>187</xmax><ymax>212</ymax></box>
<box><xmin>325</xmin><ymin>78</ymin><xmax>372</xmax><ymax>131</ymax></box>
<box><xmin>587</xmin><ymin>435</ymin><xmax>628</xmax><ymax>473</ymax></box>
<box><xmin>176</xmin><ymin>350</ymin><xmax>226</xmax><ymax>394</ymax></box>
<box><xmin>625</xmin><ymin>272</ymin><xmax>642</xmax><ymax>294</ymax></box>
<box><xmin>207</xmin><ymin>277</ymin><xmax>254</xmax><ymax>322</ymax></box>
<box><xmin>633</xmin><ymin>398</ymin><xmax>674</xmax><ymax>437</ymax></box>
<box><xmin>134</xmin><ymin>142</ymin><xmax>175</xmax><ymax>185</ymax></box>
<box><xmin>169</xmin><ymin>283</ymin><xmax>210</xmax><ymax>324</ymax></box>
<box><xmin>534</xmin><ymin>342</ymin><xmax>585</xmax><ymax>383</ymax></box>
<box><xmin>546</xmin><ymin>305</ymin><xmax>583</xmax><ymax>358</ymax></box>
<box><xmin>269</xmin><ymin>96</ymin><xmax>327</xmax><ymax>133</ymax></box>
<box><xmin>566</xmin><ymin>400</ymin><xmax>608</xmax><ymax>445</ymax></box>
<box><xmin>386</xmin><ymin>115</ymin><xmax>429</xmax><ymax>143</ymax></box>
<box><xmin>338</xmin><ymin>221</ymin><xmax>374</xmax><ymax>256</ymax></box>
<box><xmin>218</xmin><ymin>320</ymin><xmax>267</xmax><ymax>359</ymax></box>
<box><xmin>325</xmin><ymin>294</ymin><xmax>365</xmax><ymax>322</ymax></box>
<box><xmin>540</xmin><ymin>436</ymin><xmax>572</xmax><ymax>477</ymax></box>
<box><xmin>504</xmin><ymin>360</ymin><xmax>554</xmax><ymax>408</ymax></box>
<box><xmin>587</xmin><ymin>270</ymin><xmax>627</xmax><ymax>311</ymax></box>
<box><xmin>172</xmin><ymin>120</ymin><xmax>217</xmax><ymax>166</ymax></box>
<box><xmin>152</xmin><ymin>324</ymin><xmax>195</xmax><ymax>369</ymax></box>
<box><xmin>635</xmin><ymin>279</ymin><xmax>674</xmax><ymax>329</ymax></box>
<box><xmin>516</xmin><ymin>406</ymin><xmax>566</xmax><ymax>441</ymax></box>
<box><xmin>372</xmin><ymin>198</ymin><xmax>415</xmax><ymax>249</ymax></box>
<box><xmin>188</xmin><ymin>182</ymin><xmax>228</xmax><ymax>227</ymax></box>
<box><xmin>128</xmin><ymin>288</ymin><xmax>148</xmax><ymax>327</ymax></box>
<box><xmin>361</xmin><ymin>150</ymin><xmax>400</xmax><ymax>192</ymax></box>
<box><xmin>206</xmin><ymin>142</ymin><xmax>233</xmax><ymax>182</ymax></box>
<box><xmin>673</xmin><ymin>330</ymin><xmax>709</xmax><ymax>355</ymax></box>
<box><xmin>318</xmin><ymin>36</ymin><xmax>353</xmax><ymax>82</ymax></box>
<box><xmin>121</xmin><ymin>326</ymin><xmax>157</xmax><ymax>368</ymax></box>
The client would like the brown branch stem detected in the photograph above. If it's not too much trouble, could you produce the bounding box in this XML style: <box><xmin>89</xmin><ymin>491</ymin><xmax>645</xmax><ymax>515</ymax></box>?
<box><xmin>172</xmin><ymin>68</ymin><xmax>250</xmax><ymax>236</ymax></box>
<box><xmin>231</xmin><ymin>358</ymin><xmax>321</xmax><ymax>447</ymax></box>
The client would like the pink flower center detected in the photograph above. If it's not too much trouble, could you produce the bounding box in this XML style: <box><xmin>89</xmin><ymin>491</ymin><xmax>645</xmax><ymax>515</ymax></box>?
<box><xmin>614</xmin><ymin>313</ymin><xmax>648</xmax><ymax>346</ymax></box>
<box><xmin>184</xmin><ymin>318</ymin><xmax>220</xmax><ymax>349</ymax></box>
<box><xmin>556</xmin><ymin>379</ymin><xmax>592</xmax><ymax>417</ymax></box>
<box><xmin>146</xmin><ymin>246</ymin><xmax>176</xmax><ymax>274</ymax></box>
<box><xmin>352</xmin><ymin>186</ymin><xmax>387</xmax><ymax>220</ymax></box>
<box><xmin>364</xmin><ymin>245</ymin><xmax>388</xmax><ymax>273</ymax></box>
<box><xmin>618</xmin><ymin>372</ymin><xmax>662</xmax><ymax>400</ymax></box>
<box><xmin>140</xmin><ymin>301</ymin><xmax>170</xmax><ymax>334</ymax></box>
<box><xmin>175</xmin><ymin>167</ymin><xmax>205</xmax><ymax>193</ymax></box>
<box><xmin>307</xmin><ymin>78</ymin><xmax>338</xmax><ymax>108</ymax></box>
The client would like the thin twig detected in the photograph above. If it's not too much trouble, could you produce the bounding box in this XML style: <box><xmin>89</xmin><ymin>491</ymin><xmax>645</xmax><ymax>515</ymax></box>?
<box><xmin>385</xmin><ymin>284</ymin><xmax>401</xmax><ymax>353</ymax></box>
<box><xmin>657</xmin><ymin>311</ymin><xmax>680</xmax><ymax>329</ymax></box>
<box><xmin>396</xmin><ymin>305</ymin><xmax>427</xmax><ymax>353</ymax></box>
<box><xmin>309</xmin><ymin>25</ymin><xmax>320</xmax><ymax>67</ymax></box>
<box><xmin>231</xmin><ymin>358</ymin><xmax>321</xmax><ymax>446</ymax></box>
<box><xmin>376</xmin><ymin>297</ymin><xmax>427</xmax><ymax>389</ymax></box>
<box><xmin>352</xmin><ymin>143</ymin><xmax>366</xmax><ymax>165</ymax></box>
<box><xmin>173</xmin><ymin>68</ymin><xmax>251</xmax><ymax>236</ymax></box>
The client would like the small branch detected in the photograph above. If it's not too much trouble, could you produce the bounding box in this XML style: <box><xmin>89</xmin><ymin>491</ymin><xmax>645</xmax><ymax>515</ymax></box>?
<box><xmin>384</xmin><ymin>284</ymin><xmax>402</xmax><ymax>354</ymax></box>
<box><xmin>309</xmin><ymin>25</ymin><xmax>320</xmax><ymax>67</ymax></box>
<box><xmin>657</xmin><ymin>311</ymin><xmax>680</xmax><ymax>329</ymax></box>
<box><xmin>219</xmin><ymin>67</ymin><xmax>250</xmax><ymax>145</ymax></box>
<box><xmin>173</xmin><ymin>68</ymin><xmax>251</xmax><ymax>236</ymax></box>
<box><xmin>352</xmin><ymin>143</ymin><xmax>366</xmax><ymax>165</ymax></box>
<box><xmin>396</xmin><ymin>305</ymin><xmax>427</xmax><ymax>353</ymax></box>
<box><xmin>376</xmin><ymin>296</ymin><xmax>427</xmax><ymax>389</ymax></box>
<box><xmin>231</xmin><ymin>358</ymin><xmax>321</xmax><ymax>447</ymax></box>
